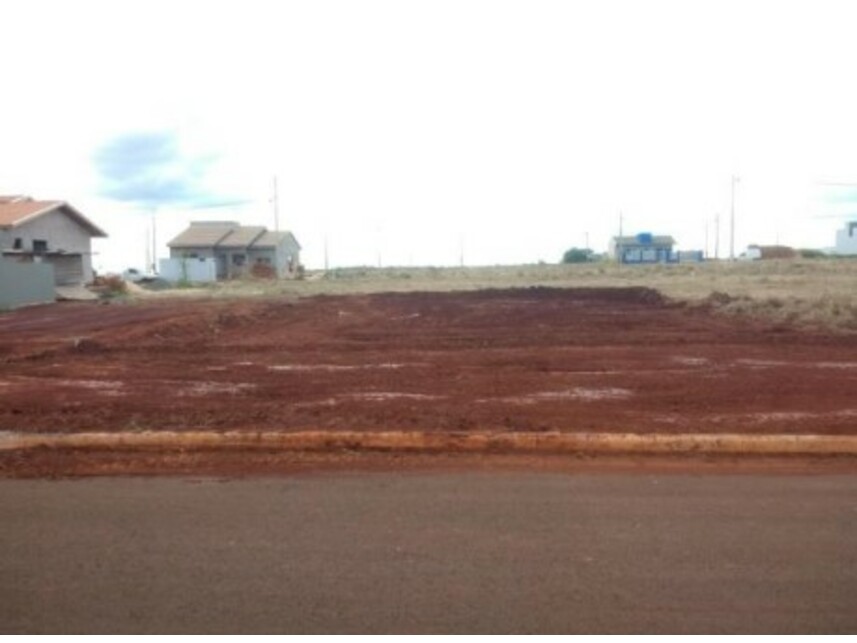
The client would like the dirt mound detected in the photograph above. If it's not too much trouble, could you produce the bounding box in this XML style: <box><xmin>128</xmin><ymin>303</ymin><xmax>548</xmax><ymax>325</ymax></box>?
<box><xmin>0</xmin><ymin>287</ymin><xmax>855</xmax><ymax>437</ymax></box>
<box><xmin>371</xmin><ymin>286</ymin><xmax>668</xmax><ymax>305</ymax></box>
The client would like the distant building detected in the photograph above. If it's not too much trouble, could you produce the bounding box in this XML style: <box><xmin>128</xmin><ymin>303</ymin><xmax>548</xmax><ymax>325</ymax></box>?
<box><xmin>166</xmin><ymin>221</ymin><xmax>301</xmax><ymax>280</ymax></box>
<box><xmin>609</xmin><ymin>233</ymin><xmax>677</xmax><ymax>264</ymax></box>
<box><xmin>0</xmin><ymin>195</ymin><xmax>107</xmax><ymax>286</ymax></box>
<box><xmin>740</xmin><ymin>245</ymin><xmax>797</xmax><ymax>261</ymax></box>
<box><xmin>835</xmin><ymin>222</ymin><xmax>857</xmax><ymax>255</ymax></box>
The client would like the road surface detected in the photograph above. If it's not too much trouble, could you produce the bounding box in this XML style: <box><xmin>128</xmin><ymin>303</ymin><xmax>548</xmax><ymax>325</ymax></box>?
<box><xmin>1</xmin><ymin>472</ymin><xmax>856</xmax><ymax>633</ymax></box>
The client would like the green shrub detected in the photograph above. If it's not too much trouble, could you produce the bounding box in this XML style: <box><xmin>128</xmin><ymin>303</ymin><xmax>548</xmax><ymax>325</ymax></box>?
<box><xmin>561</xmin><ymin>247</ymin><xmax>594</xmax><ymax>264</ymax></box>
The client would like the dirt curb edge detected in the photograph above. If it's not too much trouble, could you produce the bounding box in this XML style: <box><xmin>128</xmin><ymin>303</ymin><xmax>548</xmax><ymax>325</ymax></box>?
<box><xmin>2</xmin><ymin>431</ymin><xmax>857</xmax><ymax>456</ymax></box>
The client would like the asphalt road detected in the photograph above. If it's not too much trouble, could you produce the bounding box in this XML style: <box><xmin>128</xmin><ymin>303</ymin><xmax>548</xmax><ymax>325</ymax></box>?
<box><xmin>1</xmin><ymin>472</ymin><xmax>856</xmax><ymax>634</ymax></box>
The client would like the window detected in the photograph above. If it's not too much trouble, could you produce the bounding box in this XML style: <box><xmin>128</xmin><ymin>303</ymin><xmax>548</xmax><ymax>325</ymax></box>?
<box><xmin>232</xmin><ymin>254</ymin><xmax>246</xmax><ymax>266</ymax></box>
<box><xmin>32</xmin><ymin>240</ymin><xmax>47</xmax><ymax>254</ymax></box>
<box><xmin>13</xmin><ymin>238</ymin><xmax>22</xmax><ymax>250</ymax></box>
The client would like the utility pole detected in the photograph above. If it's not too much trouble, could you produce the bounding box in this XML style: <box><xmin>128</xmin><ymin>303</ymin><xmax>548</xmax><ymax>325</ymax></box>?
<box><xmin>375</xmin><ymin>223</ymin><xmax>382</xmax><ymax>268</ymax></box>
<box><xmin>617</xmin><ymin>211</ymin><xmax>624</xmax><ymax>264</ymax></box>
<box><xmin>272</xmin><ymin>176</ymin><xmax>280</xmax><ymax>232</ymax></box>
<box><xmin>704</xmin><ymin>220</ymin><xmax>709</xmax><ymax>259</ymax></box>
<box><xmin>323</xmin><ymin>232</ymin><xmax>329</xmax><ymax>271</ymax></box>
<box><xmin>145</xmin><ymin>223</ymin><xmax>151</xmax><ymax>275</ymax></box>
<box><xmin>714</xmin><ymin>213</ymin><xmax>720</xmax><ymax>260</ymax></box>
<box><xmin>151</xmin><ymin>208</ymin><xmax>157</xmax><ymax>274</ymax></box>
<box><xmin>730</xmin><ymin>175</ymin><xmax>739</xmax><ymax>261</ymax></box>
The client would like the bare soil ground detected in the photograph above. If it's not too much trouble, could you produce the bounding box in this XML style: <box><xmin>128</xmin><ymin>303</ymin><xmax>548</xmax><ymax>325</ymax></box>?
<box><xmin>1</xmin><ymin>287</ymin><xmax>856</xmax><ymax>440</ymax></box>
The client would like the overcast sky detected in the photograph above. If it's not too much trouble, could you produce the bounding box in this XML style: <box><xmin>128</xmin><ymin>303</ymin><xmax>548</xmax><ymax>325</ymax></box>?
<box><xmin>2</xmin><ymin>0</ymin><xmax>856</xmax><ymax>271</ymax></box>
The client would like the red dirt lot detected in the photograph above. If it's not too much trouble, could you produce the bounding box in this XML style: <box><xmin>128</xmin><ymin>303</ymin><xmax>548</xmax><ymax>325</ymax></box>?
<box><xmin>1</xmin><ymin>287</ymin><xmax>856</xmax><ymax>437</ymax></box>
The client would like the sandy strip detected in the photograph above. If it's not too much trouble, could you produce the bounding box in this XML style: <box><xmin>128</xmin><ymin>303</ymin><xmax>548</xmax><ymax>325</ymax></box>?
<box><xmin>1</xmin><ymin>430</ymin><xmax>856</xmax><ymax>456</ymax></box>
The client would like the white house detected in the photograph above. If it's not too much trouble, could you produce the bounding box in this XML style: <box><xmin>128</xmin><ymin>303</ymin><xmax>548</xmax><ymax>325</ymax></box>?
<box><xmin>0</xmin><ymin>196</ymin><xmax>107</xmax><ymax>286</ymax></box>
<box><xmin>167</xmin><ymin>221</ymin><xmax>301</xmax><ymax>280</ymax></box>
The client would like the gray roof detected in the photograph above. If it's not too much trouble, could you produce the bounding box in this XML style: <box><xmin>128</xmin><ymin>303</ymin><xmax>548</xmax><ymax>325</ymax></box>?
<box><xmin>168</xmin><ymin>224</ymin><xmax>235</xmax><ymax>248</ymax></box>
<box><xmin>218</xmin><ymin>226</ymin><xmax>266</xmax><ymax>248</ymax></box>
<box><xmin>168</xmin><ymin>222</ymin><xmax>300</xmax><ymax>250</ymax></box>
<box><xmin>251</xmin><ymin>230</ymin><xmax>301</xmax><ymax>250</ymax></box>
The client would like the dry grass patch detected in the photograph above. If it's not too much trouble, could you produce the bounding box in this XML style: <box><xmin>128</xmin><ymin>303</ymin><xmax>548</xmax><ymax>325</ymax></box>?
<box><xmin>135</xmin><ymin>258</ymin><xmax>857</xmax><ymax>332</ymax></box>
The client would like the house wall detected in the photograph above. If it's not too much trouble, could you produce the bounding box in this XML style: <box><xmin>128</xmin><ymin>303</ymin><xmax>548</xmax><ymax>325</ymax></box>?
<box><xmin>0</xmin><ymin>209</ymin><xmax>95</xmax><ymax>284</ymax></box>
<box><xmin>0</xmin><ymin>257</ymin><xmax>55</xmax><ymax>309</ymax></box>
<box><xmin>272</xmin><ymin>236</ymin><xmax>301</xmax><ymax>278</ymax></box>
<box><xmin>248</xmin><ymin>240</ymin><xmax>300</xmax><ymax>278</ymax></box>
<box><xmin>43</xmin><ymin>254</ymin><xmax>85</xmax><ymax>285</ymax></box>
<box><xmin>835</xmin><ymin>223</ymin><xmax>857</xmax><ymax>255</ymax></box>
<box><xmin>225</xmin><ymin>250</ymin><xmax>249</xmax><ymax>279</ymax></box>
<box><xmin>247</xmin><ymin>248</ymin><xmax>277</xmax><ymax>276</ymax></box>
<box><xmin>282</xmin><ymin>237</ymin><xmax>301</xmax><ymax>277</ymax></box>
<box><xmin>169</xmin><ymin>247</ymin><xmax>217</xmax><ymax>260</ymax></box>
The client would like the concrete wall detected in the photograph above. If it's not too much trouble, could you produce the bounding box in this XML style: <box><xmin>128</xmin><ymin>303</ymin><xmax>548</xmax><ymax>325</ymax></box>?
<box><xmin>0</xmin><ymin>257</ymin><xmax>55</xmax><ymax>310</ymax></box>
<box><xmin>281</xmin><ymin>236</ymin><xmax>301</xmax><ymax>277</ymax></box>
<box><xmin>169</xmin><ymin>248</ymin><xmax>225</xmax><ymax>278</ymax></box>
<box><xmin>159</xmin><ymin>257</ymin><xmax>217</xmax><ymax>283</ymax></box>
<box><xmin>0</xmin><ymin>209</ymin><xmax>96</xmax><ymax>284</ymax></box>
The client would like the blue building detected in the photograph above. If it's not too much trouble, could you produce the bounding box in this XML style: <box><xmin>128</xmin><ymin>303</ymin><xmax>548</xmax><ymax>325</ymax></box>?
<box><xmin>609</xmin><ymin>233</ymin><xmax>676</xmax><ymax>264</ymax></box>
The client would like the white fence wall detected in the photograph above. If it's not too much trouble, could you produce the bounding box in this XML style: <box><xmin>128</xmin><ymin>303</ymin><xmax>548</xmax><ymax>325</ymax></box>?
<box><xmin>159</xmin><ymin>257</ymin><xmax>217</xmax><ymax>283</ymax></box>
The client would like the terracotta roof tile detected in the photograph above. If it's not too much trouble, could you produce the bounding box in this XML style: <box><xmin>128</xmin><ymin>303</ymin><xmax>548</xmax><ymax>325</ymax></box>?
<box><xmin>0</xmin><ymin>199</ymin><xmax>63</xmax><ymax>227</ymax></box>
<box><xmin>0</xmin><ymin>197</ymin><xmax>106</xmax><ymax>237</ymax></box>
